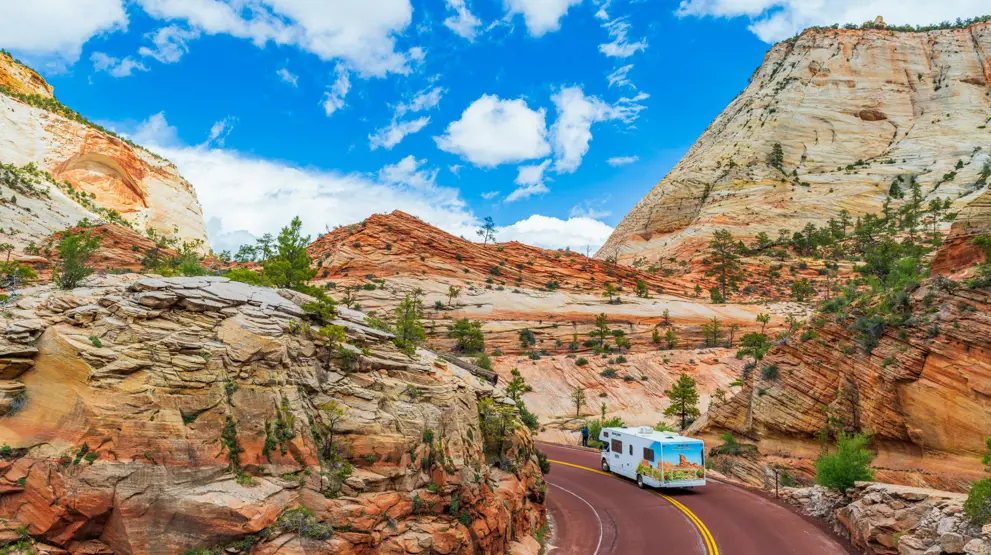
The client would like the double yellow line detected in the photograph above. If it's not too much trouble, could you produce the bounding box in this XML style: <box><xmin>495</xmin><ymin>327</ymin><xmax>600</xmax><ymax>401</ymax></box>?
<box><xmin>548</xmin><ymin>459</ymin><xmax>719</xmax><ymax>555</ymax></box>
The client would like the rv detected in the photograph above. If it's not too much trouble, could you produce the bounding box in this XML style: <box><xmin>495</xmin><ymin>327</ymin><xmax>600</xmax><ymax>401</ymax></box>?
<box><xmin>599</xmin><ymin>426</ymin><xmax>706</xmax><ymax>489</ymax></box>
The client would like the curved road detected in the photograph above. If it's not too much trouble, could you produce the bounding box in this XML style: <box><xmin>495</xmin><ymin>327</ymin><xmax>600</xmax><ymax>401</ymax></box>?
<box><xmin>541</xmin><ymin>443</ymin><xmax>850</xmax><ymax>555</ymax></box>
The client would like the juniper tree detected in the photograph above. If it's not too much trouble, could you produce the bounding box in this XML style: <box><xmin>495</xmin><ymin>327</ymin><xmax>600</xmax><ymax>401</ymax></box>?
<box><xmin>663</xmin><ymin>374</ymin><xmax>700</xmax><ymax>430</ymax></box>
<box><xmin>706</xmin><ymin>230</ymin><xmax>743</xmax><ymax>301</ymax></box>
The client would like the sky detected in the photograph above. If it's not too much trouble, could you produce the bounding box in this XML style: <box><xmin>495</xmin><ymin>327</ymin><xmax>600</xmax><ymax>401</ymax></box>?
<box><xmin>2</xmin><ymin>0</ymin><xmax>987</xmax><ymax>254</ymax></box>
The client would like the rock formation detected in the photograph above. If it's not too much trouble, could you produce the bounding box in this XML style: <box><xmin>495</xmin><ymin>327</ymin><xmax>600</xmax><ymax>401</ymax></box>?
<box><xmin>782</xmin><ymin>482</ymin><xmax>990</xmax><ymax>555</ymax></box>
<box><xmin>0</xmin><ymin>276</ymin><xmax>545</xmax><ymax>554</ymax></box>
<box><xmin>694</xmin><ymin>270</ymin><xmax>991</xmax><ymax>491</ymax></box>
<box><xmin>0</xmin><ymin>51</ymin><xmax>208</xmax><ymax>250</ymax></box>
<box><xmin>600</xmin><ymin>21</ymin><xmax>991</xmax><ymax>263</ymax></box>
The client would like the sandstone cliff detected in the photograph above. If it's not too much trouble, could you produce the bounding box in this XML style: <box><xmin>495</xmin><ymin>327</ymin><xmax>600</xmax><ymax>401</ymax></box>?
<box><xmin>0</xmin><ymin>51</ymin><xmax>208</xmax><ymax>250</ymax></box>
<box><xmin>601</xmin><ymin>22</ymin><xmax>991</xmax><ymax>263</ymax></box>
<box><xmin>0</xmin><ymin>276</ymin><xmax>545</xmax><ymax>554</ymax></box>
<box><xmin>694</xmin><ymin>273</ymin><xmax>991</xmax><ymax>492</ymax></box>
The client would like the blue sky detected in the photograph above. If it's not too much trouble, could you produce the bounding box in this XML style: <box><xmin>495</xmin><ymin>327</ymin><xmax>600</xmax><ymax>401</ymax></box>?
<box><xmin>2</xmin><ymin>0</ymin><xmax>984</xmax><ymax>253</ymax></box>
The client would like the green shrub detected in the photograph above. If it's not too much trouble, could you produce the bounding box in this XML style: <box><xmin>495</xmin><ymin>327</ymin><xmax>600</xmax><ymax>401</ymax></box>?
<box><xmin>575</xmin><ymin>357</ymin><xmax>588</xmax><ymax>366</ymax></box>
<box><xmin>53</xmin><ymin>230</ymin><xmax>102</xmax><ymax>289</ymax></box>
<box><xmin>966</xmin><ymin>478</ymin><xmax>991</xmax><ymax>525</ymax></box>
<box><xmin>815</xmin><ymin>433</ymin><xmax>875</xmax><ymax>491</ymax></box>
<box><xmin>761</xmin><ymin>363</ymin><xmax>779</xmax><ymax>380</ymax></box>
<box><xmin>599</xmin><ymin>368</ymin><xmax>617</xmax><ymax>378</ymax></box>
<box><xmin>536</xmin><ymin>449</ymin><xmax>550</xmax><ymax>474</ymax></box>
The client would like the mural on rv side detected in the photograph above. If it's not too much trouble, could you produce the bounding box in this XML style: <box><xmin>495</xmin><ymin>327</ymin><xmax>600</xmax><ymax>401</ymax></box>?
<box><xmin>636</xmin><ymin>442</ymin><xmax>705</xmax><ymax>483</ymax></box>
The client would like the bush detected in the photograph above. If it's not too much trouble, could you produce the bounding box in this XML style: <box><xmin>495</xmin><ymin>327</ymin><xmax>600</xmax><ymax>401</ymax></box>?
<box><xmin>575</xmin><ymin>357</ymin><xmax>588</xmax><ymax>366</ymax></box>
<box><xmin>536</xmin><ymin>449</ymin><xmax>551</xmax><ymax>474</ymax></box>
<box><xmin>711</xmin><ymin>431</ymin><xmax>758</xmax><ymax>456</ymax></box>
<box><xmin>761</xmin><ymin>363</ymin><xmax>779</xmax><ymax>380</ymax></box>
<box><xmin>965</xmin><ymin>478</ymin><xmax>991</xmax><ymax>525</ymax></box>
<box><xmin>815</xmin><ymin>433</ymin><xmax>875</xmax><ymax>491</ymax></box>
<box><xmin>599</xmin><ymin>368</ymin><xmax>618</xmax><ymax>378</ymax></box>
<box><xmin>53</xmin><ymin>230</ymin><xmax>102</xmax><ymax>289</ymax></box>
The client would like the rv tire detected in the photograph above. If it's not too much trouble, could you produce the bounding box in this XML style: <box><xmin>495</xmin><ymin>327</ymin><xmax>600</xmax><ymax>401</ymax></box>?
<box><xmin>636</xmin><ymin>474</ymin><xmax>645</xmax><ymax>489</ymax></box>
<box><xmin>601</xmin><ymin>459</ymin><xmax>609</xmax><ymax>472</ymax></box>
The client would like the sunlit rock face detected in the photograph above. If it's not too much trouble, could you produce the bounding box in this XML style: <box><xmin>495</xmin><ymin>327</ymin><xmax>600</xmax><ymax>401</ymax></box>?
<box><xmin>0</xmin><ymin>51</ymin><xmax>208</xmax><ymax>248</ymax></box>
<box><xmin>601</xmin><ymin>22</ymin><xmax>991</xmax><ymax>263</ymax></box>
<box><xmin>0</xmin><ymin>276</ymin><xmax>546</xmax><ymax>554</ymax></box>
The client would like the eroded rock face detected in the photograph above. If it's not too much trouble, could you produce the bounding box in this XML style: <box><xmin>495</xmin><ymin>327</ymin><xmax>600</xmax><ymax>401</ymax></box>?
<box><xmin>0</xmin><ymin>54</ymin><xmax>207</xmax><ymax>248</ymax></box>
<box><xmin>0</xmin><ymin>276</ymin><xmax>545</xmax><ymax>554</ymax></box>
<box><xmin>601</xmin><ymin>22</ymin><xmax>991</xmax><ymax>263</ymax></box>
<box><xmin>782</xmin><ymin>483</ymin><xmax>987</xmax><ymax>555</ymax></box>
<box><xmin>694</xmin><ymin>278</ymin><xmax>991</xmax><ymax>491</ymax></box>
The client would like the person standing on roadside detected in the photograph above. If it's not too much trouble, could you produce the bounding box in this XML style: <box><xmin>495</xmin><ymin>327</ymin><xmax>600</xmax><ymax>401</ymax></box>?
<box><xmin>581</xmin><ymin>423</ymin><xmax>590</xmax><ymax>447</ymax></box>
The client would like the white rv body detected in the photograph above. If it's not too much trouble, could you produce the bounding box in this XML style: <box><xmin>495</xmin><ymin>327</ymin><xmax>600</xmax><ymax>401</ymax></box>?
<box><xmin>599</xmin><ymin>426</ymin><xmax>706</xmax><ymax>488</ymax></box>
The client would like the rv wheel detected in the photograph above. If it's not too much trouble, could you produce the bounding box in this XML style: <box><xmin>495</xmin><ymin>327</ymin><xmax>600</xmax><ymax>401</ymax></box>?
<box><xmin>636</xmin><ymin>474</ymin><xmax>645</xmax><ymax>489</ymax></box>
<box><xmin>601</xmin><ymin>459</ymin><xmax>609</xmax><ymax>472</ymax></box>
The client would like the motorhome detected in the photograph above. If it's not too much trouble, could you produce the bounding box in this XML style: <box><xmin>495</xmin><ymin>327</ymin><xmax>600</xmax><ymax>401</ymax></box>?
<box><xmin>599</xmin><ymin>426</ymin><xmax>706</xmax><ymax>489</ymax></box>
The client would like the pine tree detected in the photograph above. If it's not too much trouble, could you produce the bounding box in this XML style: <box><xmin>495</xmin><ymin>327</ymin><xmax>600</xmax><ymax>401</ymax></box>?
<box><xmin>570</xmin><ymin>386</ymin><xmax>587</xmax><ymax>418</ymax></box>
<box><xmin>590</xmin><ymin>313</ymin><xmax>610</xmax><ymax>348</ymax></box>
<box><xmin>706</xmin><ymin>230</ymin><xmax>743</xmax><ymax>301</ymax></box>
<box><xmin>393</xmin><ymin>291</ymin><xmax>426</xmax><ymax>355</ymax></box>
<box><xmin>262</xmin><ymin>217</ymin><xmax>317</xmax><ymax>290</ymax></box>
<box><xmin>663</xmin><ymin>374</ymin><xmax>700</xmax><ymax>430</ymax></box>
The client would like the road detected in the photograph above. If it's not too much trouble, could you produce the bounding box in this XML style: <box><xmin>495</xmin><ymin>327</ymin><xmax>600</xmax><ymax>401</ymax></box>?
<box><xmin>541</xmin><ymin>443</ymin><xmax>850</xmax><ymax>555</ymax></box>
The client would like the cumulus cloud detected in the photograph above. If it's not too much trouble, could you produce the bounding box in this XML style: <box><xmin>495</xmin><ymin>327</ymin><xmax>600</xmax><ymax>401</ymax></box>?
<box><xmin>550</xmin><ymin>87</ymin><xmax>618</xmax><ymax>173</ymax></box>
<box><xmin>0</xmin><ymin>0</ymin><xmax>127</xmax><ymax>63</ymax></box>
<box><xmin>138</xmin><ymin>25</ymin><xmax>199</xmax><ymax>63</ymax></box>
<box><xmin>322</xmin><ymin>64</ymin><xmax>351</xmax><ymax>116</ymax></box>
<box><xmin>435</xmin><ymin>94</ymin><xmax>551</xmax><ymax>167</ymax></box>
<box><xmin>444</xmin><ymin>0</ymin><xmax>483</xmax><ymax>40</ymax></box>
<box><xmin>607</xmin><ymin>155</ymin><xmax>638</xmax><ymax>166</ymax></box>
<box><xmin>123</xmin><ymin>112</ymin><xmax>610</xmax><ymax>253</ymax></box>
<box><xmin>599</xmin><ymin>17</ymin><xmax>647</xmax><ymax>57</ymax></box>
<box><xmin>276</xmin><ymin>67</ymin><xmax>299</xmax><ymax>86</ymax></box>
<box><xmin>498</xmin><ymin>214</ymin><xmax>614</xmax><ymax>251</ymax></box>
<box><xmin>674</xmin><ymin>0</ymin><xmax>991</xmax><ymax>43</ymax></box>
<box><xmin>90</xmin><ymin>52</ymin><xmax>148</xmax><ymax>77</ymax></box>
<box><xmin>504</xmin><ymin>0</ymin><xmax>583</xmax><ymax>36</ymax></box>
<box><xmin>396</xmin><ymin>86</ymin><xmax>444</xmax><ymax>118</ymax></box>
<box><xmin>506</xmin><ymin>159</ymin><xmax>551</xmax><ymax>202</ymax></box>
<box><xmin>136</xmin><ymin>0</ymin><xmax>420</xmax><ymax>77</ymax></box>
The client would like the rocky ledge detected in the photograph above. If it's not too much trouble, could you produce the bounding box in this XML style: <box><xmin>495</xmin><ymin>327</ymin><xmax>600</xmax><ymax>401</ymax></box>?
<box><xmin>782</xmin><ymin>482</ymin><xmax>989</xmax><ymax>555</ymax></box>
<box><xmin>0</xmin><ymin>275</ymin><xmax>545</xmax><ymax>554</ymax></box>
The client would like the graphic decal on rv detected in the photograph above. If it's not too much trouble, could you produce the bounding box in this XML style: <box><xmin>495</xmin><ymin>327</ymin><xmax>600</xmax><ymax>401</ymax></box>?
<box><xmin>636</xmin><ymin>441</ymin><xmax>705</xmax><ymax>483</ymax></box>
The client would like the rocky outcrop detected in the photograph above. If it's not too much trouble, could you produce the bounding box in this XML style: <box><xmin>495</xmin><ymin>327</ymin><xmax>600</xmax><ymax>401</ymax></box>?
<box><xmin>782</xmin><ymin>482</ymin><xmax>989</xmax><ymax>555</ymax></box>
<box><xmin>491</xmin><ymin>349</ymin><xmax>742</xmax><ymax>444</ymax></box>
<box><xmin>0</xmin><ymin>276</ymin><xmax>545</xmax><ymax>554</ymax></box>
<box><xmin>601</xmin><ymin>22</ymin><xmax>991</xmax><ymax>263</ymax></box>
<box><xmin>0</xmin><ymin>53</ymin><xmax>208</xmax><ymax>249</ymax></box>
<box><xmin>694</xmin><ymin>276</ymin><xmax>991</xmax><ymax>491</ymax></box>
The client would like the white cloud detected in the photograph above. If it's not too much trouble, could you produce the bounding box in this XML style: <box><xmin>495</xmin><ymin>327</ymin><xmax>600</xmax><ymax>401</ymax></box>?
<box><xmin>550</xmin><ymin>86</ymin><xmax>618</xmax><ymax>173</ymax></box>
<box><xmin>126</xmin><ymin>112</ymin><xmax>478</xmax><ymax>253</ymax></box>
<box><xmin>449</xmin><ymin>164</ymin><xmax>463</xmax><ymax>176</ymax></box>
<box><xmin>322</xmin><ymin>64</ymin><xmax>351</xmax><ymax>116</ymax></box>
<box><xmin>570</xmin><ymin>203</ymin><xmax>611</xmax><ymax>219</ymax></box>
<box><xmin>369</xmin><ymin>116</ymin><xmax>431</xmax><ymax>150</ymax></box>
<box><xmin>276</xmin><ymin>67</ymin><xmax>299</xmax><ymax>86</ymax></box>
<box><xmin>136</xmin><ymin>0</ymin><xmax>420</xmax><ymax>77</ymax></box>
<box><xmin>396</xmin><ymin>86</ymin><xmax>444</xmax><ymax>118</ymax></box>
<box><xmin>611</xmin><ymin>91</ymin><xmax>649</xmax><ymax>124</ymax></box>
<box><xmin>125</xmin><ymin>113</ymin><xmax>612</xmax><ymax>254</ymax></box>
<box><xmin>504</xmin><ymin>0</ymin><xmax>583</xmax><ymax>36</ymax></box>
<box><xmin>435</xmin><ymin>94</ymin><xmax>551</xmax><ymax>167</ymax></box>
<box><xmin>674</xmin><ymin>0</ymin><xmax>991</xmax><ymax>43</ymax></box>
<box><xmin>444</xmin><ymin>0</ymin><xmax>483</xmax><ymax>40</ymax></box>
<box><xmin>506</xmin><ymin>159</ymin><xmax>551</xmax><ymax>202</ymax></box>
<box><xmin>599</xmin><ymin>17</ymin><xmax>647</xmax><ymax>57</ymax></box>
<box><xmin>369</xmin><ymin>86</ymin><xmax>444</xmax><ymax>150</ymax></box>
<box><xmin>498</xmin><ymin>214</ymin><xmax>614</xmax><ymax>250</ymax></box>
<box><xmin>607</xmin><ymin>155</ymin><xmax>638</xmax><ymax>166</ymax></box>
<box><xmin>481</xmin><ymin>190</ymin><xmax>500</xmax><ymax>200</ymax></box>
<box><xmin>205</xmin><ymin>117</ymin><xmax>236</xmax><ymax>146</ymax></box>
<box><xmin>90</xmin><ymin>52</ymin><xmax>148</xmax><ymax>77</ymax></box>
<box><xmin>138</xmin><ymin>25</ymin><xmax>199</xmax><ymax>63</ymax></box>
<box><xmin>0</xmin><ymin>0</ymin><xmax>127</xmax><ymax>63</ymax></box>
<box><xmin>607</xmin><ymin>64</ymin><xmax>634</xmax><ymax>88</ymax></box>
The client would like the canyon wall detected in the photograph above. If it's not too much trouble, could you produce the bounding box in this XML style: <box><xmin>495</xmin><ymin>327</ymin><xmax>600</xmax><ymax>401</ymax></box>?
<box><xmin>600</xmin><ymin>22</ymin><xmax>991</xmax><ymax>263</ymax></box>
<box><xmin>0</xmin><ymin>276</ymin><xmax>545</xmax><ymax>554</ymax></box>
<box><xmin>0</xmin><ymin>51</ymin><xmax>208</xmax><ymax>250</ymax></box>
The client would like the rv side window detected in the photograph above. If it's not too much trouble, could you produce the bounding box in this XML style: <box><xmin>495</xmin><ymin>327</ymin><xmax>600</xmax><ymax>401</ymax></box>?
<box><xmin>611</xmin><ymin>439</ymin><xmax>622</xmax><ymax>453</ymax></box>
<box><xmin>629</xmin><ymin>445</ymin><xmax>632</xmax><ymax>455</ymax></box>
<box><xmin>643</xmin><ymin>447</ymin><xmax>654</xmax><ymax>462</ymax></box>
<box><xmin>603</xmin><ymin>431</ymin><xmax>609</xmax><ymax>437</ymax></box>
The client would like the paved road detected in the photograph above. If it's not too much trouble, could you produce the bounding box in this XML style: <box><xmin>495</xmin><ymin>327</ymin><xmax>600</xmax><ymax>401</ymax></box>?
<box><xmin>541</xmin><ymin>443</ymin><xmax>850</xmax><ymax>555</ymax></box>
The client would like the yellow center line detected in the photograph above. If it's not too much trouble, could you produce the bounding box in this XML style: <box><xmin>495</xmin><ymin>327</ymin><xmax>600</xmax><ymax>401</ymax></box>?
<box><xmin>549</xmin><ymin>459</ymin><xmax>720</xmax><ymax>555</ymax></box>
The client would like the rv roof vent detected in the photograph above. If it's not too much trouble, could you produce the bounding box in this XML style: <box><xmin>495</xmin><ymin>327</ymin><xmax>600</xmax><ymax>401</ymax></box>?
<box><xmin>638</xmin><ymin>426</ymin><xmax>654</xmax><ymax>434</ymax></box>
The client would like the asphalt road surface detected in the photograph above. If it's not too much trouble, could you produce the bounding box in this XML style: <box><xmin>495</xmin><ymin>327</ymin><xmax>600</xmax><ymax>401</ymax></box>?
<box><xmin>541</xmin><ymin>442</ymin><xmax>850</xmax><ymax>555</ymax></box>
